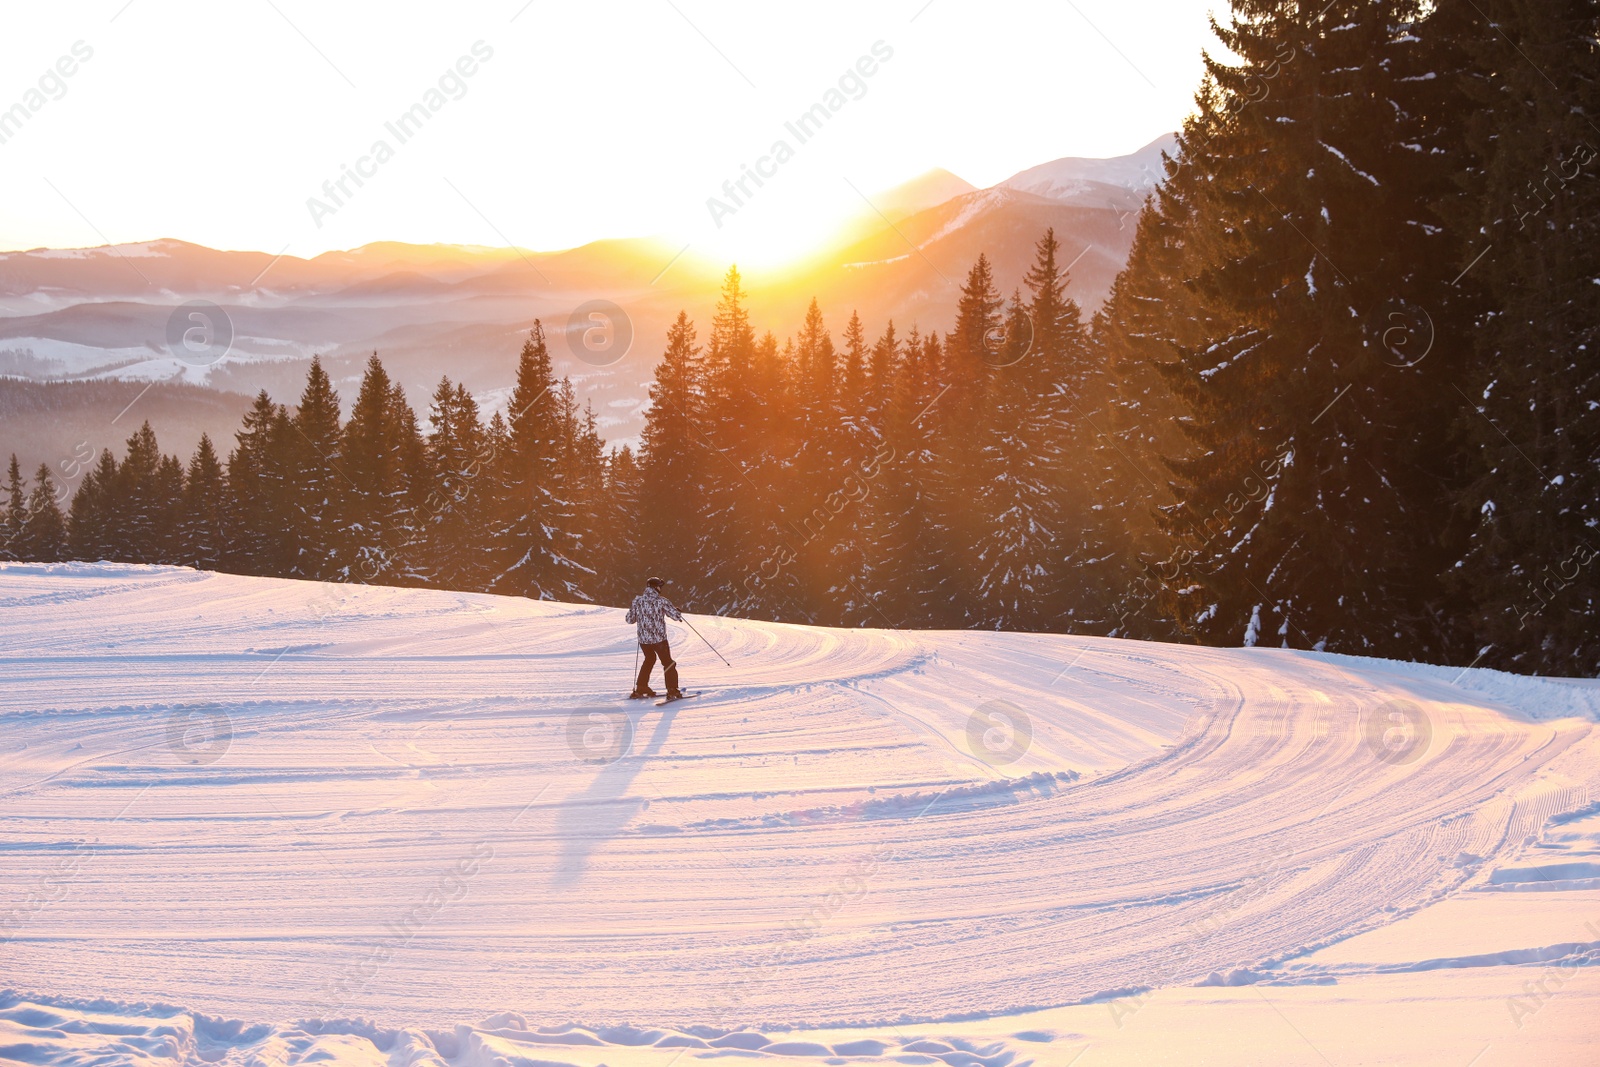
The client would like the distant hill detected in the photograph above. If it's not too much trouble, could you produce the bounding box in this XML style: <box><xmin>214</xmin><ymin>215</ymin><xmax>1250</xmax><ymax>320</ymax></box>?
<box><xmin>870</xmin><ymin>168</ymin><xmax>980</xmax><ymax>221</ymax></box>
<box><xmin>0</xmin><ymin>377</ymin><xmax>256</xmax><ymax>490</ymax></box>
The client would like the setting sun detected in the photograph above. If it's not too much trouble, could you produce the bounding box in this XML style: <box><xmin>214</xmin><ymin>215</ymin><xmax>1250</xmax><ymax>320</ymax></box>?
<box><xmin>685</xmin><ymin>179</ymin><xmax>867</xmax><ymax>272</ymax></box>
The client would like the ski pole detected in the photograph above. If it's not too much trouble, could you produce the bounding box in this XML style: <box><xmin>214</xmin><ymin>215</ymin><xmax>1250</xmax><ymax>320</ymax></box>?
<box><xmin>681</xmin><ymin>615</ymin><xmax>730</xmax><ymax>667</ymax></box>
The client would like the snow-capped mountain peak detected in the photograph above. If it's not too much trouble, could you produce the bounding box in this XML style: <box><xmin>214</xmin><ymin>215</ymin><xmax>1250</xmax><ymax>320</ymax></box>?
<box><xmin>999</xmin><ymin>133</ymin><xmax>1177</xmax><ymax>200</ymax></box>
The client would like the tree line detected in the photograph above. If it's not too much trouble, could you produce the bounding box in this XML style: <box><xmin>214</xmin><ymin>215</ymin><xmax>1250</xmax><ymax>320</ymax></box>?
<box><xmin>2</xmin><ymin>336</ymin><xmax>628</xmax><ymax>600</ymax></box>
<box><xmin>0</xmin><ymin>238</ymin><xmax>1097</xmax><ymax>631</ymax></box>
<box><xmin>3</xmin><ymin>0</ymin><xmax>1595</xmax><ymax>675</ymax></box>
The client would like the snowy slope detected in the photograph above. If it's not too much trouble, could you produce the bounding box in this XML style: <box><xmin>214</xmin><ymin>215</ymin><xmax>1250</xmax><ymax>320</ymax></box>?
<box><xmin>2</xmin><ymin>564</ymin><xmax>1598</xmax><ymax>1065</ymax></box>
<box><xmin>999</xmin><ymin>134</ymin><xmax>1177</xmax><ymax>201</ymax></box>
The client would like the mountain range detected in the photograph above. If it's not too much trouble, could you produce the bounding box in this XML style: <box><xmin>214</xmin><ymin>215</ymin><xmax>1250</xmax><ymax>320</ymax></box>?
<box><xmin>0</xmin><ymin>135</ymin><xmax>1174</xmax><ymax>473</ymax></box>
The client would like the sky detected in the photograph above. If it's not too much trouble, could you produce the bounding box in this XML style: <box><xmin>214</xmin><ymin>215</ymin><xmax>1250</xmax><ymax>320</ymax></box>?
<box><xmin>0</xmin><ymin>0</ymin><xmax>1218</xmax><ymax>268</ymax></box>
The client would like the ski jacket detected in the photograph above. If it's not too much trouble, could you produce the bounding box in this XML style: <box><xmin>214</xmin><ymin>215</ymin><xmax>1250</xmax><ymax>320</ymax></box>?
<box><xmin>626</xmin><ymin>588</ymin><xmax>683</xmax><ymax>645</ymax></box>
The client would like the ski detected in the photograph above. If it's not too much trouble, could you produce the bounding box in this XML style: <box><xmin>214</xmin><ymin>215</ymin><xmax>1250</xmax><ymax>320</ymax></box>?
<box><xmin>655</xmin><ymin>691</ymin><xmax>701</xmax><ymax>706</ymax></box>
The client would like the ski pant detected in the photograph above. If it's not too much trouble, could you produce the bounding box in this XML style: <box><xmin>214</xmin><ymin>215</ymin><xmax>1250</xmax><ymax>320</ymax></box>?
<box><xmin>637</xmin><ymin>640</ymin><xmax>678</xmax><ymax>692</ymax></box>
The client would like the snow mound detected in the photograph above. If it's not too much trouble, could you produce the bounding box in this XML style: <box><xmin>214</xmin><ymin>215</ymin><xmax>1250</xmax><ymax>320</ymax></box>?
<box><xmin>684</xmin><ymin>771</ymin><xmax>1079</xmax><ymax>831</ymax></box>
<box><xmin>0</xmin><ymin>993</ymin><xmax>1039</xmax><ymax>1067</ymax></box>
<box><xmin>1288</xmin><ymin>647</ymin><xmax>1600</xmax><ymax>722</ymax></box>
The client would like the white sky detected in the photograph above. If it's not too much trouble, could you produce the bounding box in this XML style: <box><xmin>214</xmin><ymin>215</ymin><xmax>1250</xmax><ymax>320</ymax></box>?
<box><xmin>0</xmin><ymin>0</ymin><xmax>1217</xmax><ymax>266</ymax></box>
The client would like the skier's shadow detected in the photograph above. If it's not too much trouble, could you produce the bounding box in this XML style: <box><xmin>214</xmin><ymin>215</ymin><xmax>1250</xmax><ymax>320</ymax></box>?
<box><xmin>550</xmin><ymin>704</ymin><xmax>679</xmax><ymax>888</ymax></box>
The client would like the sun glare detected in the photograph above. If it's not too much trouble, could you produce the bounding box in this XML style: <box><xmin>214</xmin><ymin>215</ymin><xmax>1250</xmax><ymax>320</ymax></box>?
<box><xmin>681</xmin><ymin>186</ymin><xmax>862</xmax><ymax>274</ymax></box>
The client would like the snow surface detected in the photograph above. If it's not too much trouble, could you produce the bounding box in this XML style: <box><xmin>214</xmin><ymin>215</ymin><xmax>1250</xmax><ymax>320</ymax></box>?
<box><xmin>2</xmin><ymin>563</ymin><xmax>1598</xmax><ymax>1065</ymax></box>
<box><xmin>999</xmin><ymin>135</ymin><xmax>1177</xmax><ymax>199</ymax></box>
<box><xmin>0</xmin><ymin>336</ymin><xmax>333</xmax><ymax>381</ymax></box>
<box><xmin>17</xmin><ymin>243</ymin><xmax>177</xmax><ymax>261</ymax></box>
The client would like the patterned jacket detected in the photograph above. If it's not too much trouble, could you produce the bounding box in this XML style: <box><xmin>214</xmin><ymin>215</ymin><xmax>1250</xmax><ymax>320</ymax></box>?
<box><xmin>626</xmin><ymin>588</ymin><xmax>683</xmax><ymax>645</ymax></box>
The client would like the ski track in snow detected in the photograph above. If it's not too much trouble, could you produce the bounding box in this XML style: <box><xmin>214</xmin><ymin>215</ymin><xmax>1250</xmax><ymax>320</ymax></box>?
<box><xmin>2</xmin><ymin>563</ymin><xmax>1598</xmax><ymax>1059</ymax></box>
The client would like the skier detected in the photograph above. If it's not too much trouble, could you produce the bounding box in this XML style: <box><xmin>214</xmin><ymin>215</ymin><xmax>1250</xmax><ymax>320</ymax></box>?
<box><xmin>627</xmin><ymin>576</ymin><xmax>685</xmax><ymax>700</ymax></box>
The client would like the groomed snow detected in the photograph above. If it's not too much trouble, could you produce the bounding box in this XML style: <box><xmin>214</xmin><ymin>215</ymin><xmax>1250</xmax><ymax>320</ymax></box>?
<box><xmin>2</xmin><ymin>563</ymin><xmax>1597</xmax><ymax>1065</ymax></box>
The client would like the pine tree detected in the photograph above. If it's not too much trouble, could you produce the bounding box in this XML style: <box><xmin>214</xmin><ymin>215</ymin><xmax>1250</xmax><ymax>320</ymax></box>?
<box><xmin>867</xmin><ymin>320</ymin><xmax>899</xmax><ymax>422</ymax></box>
<box><xmin>746</xmin><ymin>330</ymin><xmax>808</xmax><ymax>620</ymax></box>
<box><xmin>840</xmin><ymin>311</ymin><xmax>869</xmax><ymax>414</ymax></box>
<box><xmin>945</xmin><ymin>255</ymin><xmax>1003</xmax><ymax>394</ymax></box>
<box><xmin>116</xmin><ymin>422</ymin><xmax>164</xmax><ymax>563</ymax></box>
<box><xmin>598</xmin><ymin>444</ymin><xmax>645</xmax><ymax>604</ymax></box>
<box><xmin>549</xmin><ymin>377</ymin><xmax>600</xmax><ymax>601</ymax></box>
<box><xmin>639</xmin><ymin>312</ymin><xmax>707</xmax><ymax>598</ymax></box>
<box><xmin>67</xmin><ymin>450</ymin><xmax>119</xmax><ymax>562</ymax></box>
<box><xmin>870</xmin><ymin>326</ymin><xmax>944</xmax><ymax>627</ymax></box>
<box><xmin>151</xmin><ymin>453</ymin><xmax>187</xmax><ymax>564</ymax></box>
<box><xmin>22</xmin><ymin>465</ymin><xmax>67</xmax><ymax>562</ymax></box>
<box><xmin>1144</xmin><ymin>0</ymin><xmax>1461</xmax><ymax>656</ymax></box>
<box><xmin>1021</xmin><ymin>228</ymin><xmax>1120</xmax><ymax>631</ymax></box>
<box><xmin>286</xmin><ymin>358</ymin><xmax>345</xmax><ymax>580</ymax></box>
<box><xmin>795</xmin><ymin>297</ymin><xmax>838</xmax><ymax>426</ymax></box>
<box><xmin>1448</xmin><ymin>0</ymin><xmax>1600</xmax><ymax>673</ymax></box>
<box><xmin>842</xmin><ymin>321</ymin><xmax>905</xmax><ymax>625</ymax></box>
<box><xmin>786</xmin><ymin>298</ymin><xmax>846</xmax><ymax>622</ymax></box>
<box><xmin>753</xmin><ymin>329</ymin><xmax>788</xmax><ymax>435</ymax></box>
<box><xmin>490</xmin><ymin>324</ymin><xmax>581</xmax><ymax>599</ymax></box>
<box><xmin>224</xmin><ymin>391</ymin><xmax>291</xmax><ymax>576</ymax></box>
<box><xmin>339</xmin><ymin>354</ymin><xmax>426</xmax><ymax>584</ymax></box>
<box><xmin>1</xmin><ymin>455</ymin><xmax>25</xmax><ymax>561</ymax></box>
<box><xmin>421</xmin><ymin>377</ymin><xmax>492</xmax><ymax>590</ymax></box>
<box><xmin>698</xmin><ymin>267</ymin><xmax>771</xmax><ymax>615</ymax></box>
<box><xmin>826</xmin><ymin>310</ymin><xmax>884</xmax><ymax>626</ymax></box>
<box><xmin>928</xmin><ymin>255</ymin><xmax>1004</xmax><ymax>625</ymax></box>
<box><xmin>180</xmin><ymin>434</ymin><xmax>226</xmax><ymax>571</ymax></box>
<box><xmin>390</xmin><ymin>381</ymin><xmax>432</xmax><ymax>585</ymax></box>
<box><xmin>963</xmin><ymin>229</ymin><xmax>1107</xmax><ymax>631</ymax></box>
<box><xmin>339</xmin><ymin>353</ymin><xmax>394</xmax><ymax>581</ymax></box>
<box><xmin>1091</xmin><ymin>190</ymin><xmax>1208</xmax><ymax>640</ymax></box>
<box><xmin>485</xmin><ymin>410</ymin><xmax>510</xmax><ymax>472</ymax></box>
